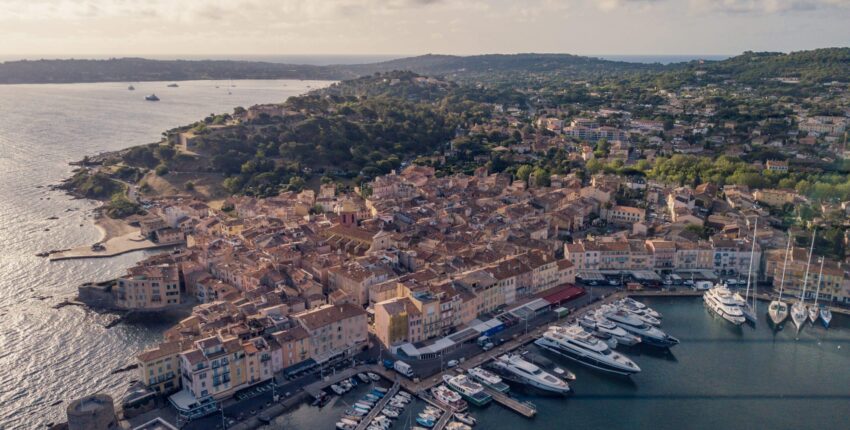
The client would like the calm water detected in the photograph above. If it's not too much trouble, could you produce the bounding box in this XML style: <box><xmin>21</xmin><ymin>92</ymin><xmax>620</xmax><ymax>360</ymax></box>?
<box><xmin>0</xmin><ymin>79</ymin><xmax>328</xmax><ymax>429</ymax></box>
<box><xmin>275</xmin><ymin>297</ymin><xmax>850</xmax><ymax>430</ymax></box>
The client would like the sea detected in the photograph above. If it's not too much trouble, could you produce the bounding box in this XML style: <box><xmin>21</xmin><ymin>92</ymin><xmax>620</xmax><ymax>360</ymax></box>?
<box><xmin>0</xmin><ymin>79</ymin><xmax>330</xmax><ymax>429</ymax></box>
<box><xmin>278</xmin><ymin>297</ymin><xmax>850</xmax><ymax>430</ymax></box>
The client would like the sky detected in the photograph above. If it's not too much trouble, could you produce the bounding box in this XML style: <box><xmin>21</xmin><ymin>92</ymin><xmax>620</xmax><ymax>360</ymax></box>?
<box><xmin>1</xmin><ymin>0</ymin><xmax>849</xmax><ymax>59</ymax></box>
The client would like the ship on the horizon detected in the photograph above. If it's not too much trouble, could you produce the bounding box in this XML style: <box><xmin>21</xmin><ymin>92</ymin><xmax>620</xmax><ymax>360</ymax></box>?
<box><xmin>145</xmin><ymin>94</ymin><xmax>160</xmax><ymax>101</ymax></box>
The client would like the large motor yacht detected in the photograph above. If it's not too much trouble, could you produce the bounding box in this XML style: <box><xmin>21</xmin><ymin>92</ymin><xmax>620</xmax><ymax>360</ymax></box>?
<box><xmin>489</xmin><ymin>353</ymin><xmax>571</xmax><ymax>395</ymax></box>
<box><xmin>601</xmin><ymin>306</ymin><xmax>679</xmax><ymax>348</ymax></box>
<box><xmin>579</xmin><ymin>313</ymin><xmax>641</xmax><ymax>346</ymax></box>
<box><xmin>703</xmin><ymin>284</ymin><xmax>746</xmax><ymax>325</ymax></box>
<box><xmin>535</xmin><ymin>325</ymin><xmax>641</xmax><ymax>376</ymax></box>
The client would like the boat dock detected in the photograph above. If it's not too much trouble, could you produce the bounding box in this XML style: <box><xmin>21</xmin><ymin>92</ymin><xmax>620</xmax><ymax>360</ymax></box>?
<box><xmin>432</xmin><ymin>408</ymin><xmax>453</xmax><ymax>430</ymax></box>
<box><xmin>354</xmin><ymin>382</ymin><xmax>399</xmax><ymax>430</ymax></box>
<box><xmin>481</xmin><ymin>386</ymin><xmax>537</xmax><ymax>417</ymax></box>
<box><xmin>303</xmin><ymin>367</ymin><xmax>363</xmax><ymax>399</ymax></box>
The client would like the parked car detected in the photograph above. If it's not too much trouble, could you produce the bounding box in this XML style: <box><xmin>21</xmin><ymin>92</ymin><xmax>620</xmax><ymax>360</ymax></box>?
<box><xmin>447</xmin><ymin>360</ymin><xmax>459</xmax><ymax>368</ymax></box>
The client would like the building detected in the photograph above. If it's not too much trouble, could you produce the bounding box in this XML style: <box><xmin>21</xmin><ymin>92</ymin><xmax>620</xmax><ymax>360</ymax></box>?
<box><xmin>137</xmin><ymin>340</ymin><xmax>187</xmax><ymax>395</ymax></box>
<box><xmin>602</xmin><ymin>205</ymin><xmax>645</xmax><ymax>224</ymax></box>
<box><xmin>753</xmin><ymin>189</ymin><xmax>796</xmax><ymax>207</ymax></box>
<box><xmin>765</xmin><ymin>160</ymin><xmax>789</xmax><ymax>173</ymax></box>
<box><xmin>115</xmin><ymin>262</ymin><xmax>181</xmax><ymax>310</ymax></box>
<box><xmin>373</xmin><ymin>297</ymin><xmax>422</xmax><ymax>348</ymax></box>
<box><xmin>292</xmin><ymin>304</ymin><xmax>368</xmax><ymax>363</ymax></box>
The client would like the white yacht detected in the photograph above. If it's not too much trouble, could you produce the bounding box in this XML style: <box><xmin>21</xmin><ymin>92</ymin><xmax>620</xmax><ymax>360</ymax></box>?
<box><xmin>467</xmin><ymin>367</ymin><xmax>510</xmax><ymax>392</ymax></box>
<box><xmin>579</xmin><ymin>313</ymin><xmax>641</xmax><ymax>346</ymax></box>
<box><xmin>769</xmin><ymin>236</ymin><xmax>792</xmax><ymax>326</ymax></box>
<box><xmin>489</xmin><ymin>353</ymin><xmax>571</xmax><ymax>395</ymax></box>
<box><xmin>703</xmin><ymin>284</ymin><xmax>746</xmax><ymax>325</ymax></box>
<box><xmin>535</xmin><ymin>325</ymin><xmax>641</xmax><ymax>376</ymax></box>
<box><xmin>619</xmin><ymin>297</ymin><xmax>661</xmax><ymax>318</ymax></box>
<box><xmin>442</xmin><ymin>374</ymin><xmax>492</xmax><ymax>406</ymax></box>
<box><xmin>616</xmin><ymin>298</ymin><xmax>662</xmax><ymax>320</ymax></box>
<box><xmin>431</xmin><ymin>385</ymin><xmax>468</xmax><ymax>412</ymax></box>
<box><xmin>601</xmin><ymin>306</ymin><xmax>680</xmax><ymax>348</ymax></box>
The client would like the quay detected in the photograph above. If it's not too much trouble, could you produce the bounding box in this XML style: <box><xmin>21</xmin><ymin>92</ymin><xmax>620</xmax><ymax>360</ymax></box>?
<box><xmin>354</xmin><ymin>381</ymin><xmax>399</xmax><ymax>430</ymax></box>
<box><xmin>303</xmin><ymin>367</ymin><xmax>363</xmax><ymax>399</ymax></box>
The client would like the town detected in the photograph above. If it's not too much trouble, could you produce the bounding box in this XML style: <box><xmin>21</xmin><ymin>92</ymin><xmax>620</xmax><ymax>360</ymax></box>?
<box><xmin>57</xmin><ymin>82</ymin><xmax>850</xmax><ymax>428</ymax></box>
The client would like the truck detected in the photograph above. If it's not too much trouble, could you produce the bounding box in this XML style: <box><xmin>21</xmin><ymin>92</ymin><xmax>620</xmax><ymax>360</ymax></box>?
<box><xmin>393</xmin><ymin>360</ymin><xmax>414</xmax><ymax>378</ymax></box>
<box><xmin>382</xmin><ymin>359</ymin><xmax>395</xmax><ymax>370</ymax></box>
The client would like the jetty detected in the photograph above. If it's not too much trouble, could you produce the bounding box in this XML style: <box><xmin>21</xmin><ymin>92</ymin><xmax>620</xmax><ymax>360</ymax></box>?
<box><xmin>354</xmin><ymin>381</ymin><xmax>399</xmax><ymax>430</ymax></box>
<box><xmin>481</xmin><ymin>386</ymin><xmax>536</xmax><ymax>417</ymax></box>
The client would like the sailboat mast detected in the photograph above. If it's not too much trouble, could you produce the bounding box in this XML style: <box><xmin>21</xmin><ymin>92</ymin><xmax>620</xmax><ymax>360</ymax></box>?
<box><xmin>813</xmin><ymin>258</ymin><xmax>824</xmax><ymax>307</ymax></box>
<box><xmin>744</xmin><ymin>219</ymin><xmax>758</xmax><ymax>302</ymax></box>
<box><xmin>777</xmin><ymin>235</ymin><xmax>792</xmax><ymax>301</ymax></box>
<box><xmin>799</xmin><ymin>228</ymin><xmax>817</xmax><ymax>304</ymax></box>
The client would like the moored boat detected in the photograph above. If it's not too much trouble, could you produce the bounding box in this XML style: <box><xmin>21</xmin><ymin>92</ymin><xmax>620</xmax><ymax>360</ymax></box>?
<box><xmin>489</xmin><ymin>353</ymin><xmax>571</xmax><ymax>395</ymax></box>
<box><xmin>467</xmin><ymin>367</ymin><xmax>510</xmax><ymax>392</ymax></box>
<box><xmin>769</xmin><ymin>236</ymin><xmax>792</xmax><ymax>326</ymax></box>
<box><xmin>534</xmin><ymin>325</ymin><xmax>640</xmax><ymax>376</ymax></box>
<box><xmin>442</xmin><ymin>374</ymin><xmax>492</xmax><ymax>406</ymax></box>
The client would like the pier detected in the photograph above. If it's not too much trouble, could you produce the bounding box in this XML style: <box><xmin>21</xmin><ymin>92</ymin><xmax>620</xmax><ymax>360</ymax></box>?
<box><xmin>354</xmin><ymin>382</ymin><xmax>399</xmax><ymax>430</ymax></box>
<box><xmin>481</xmin><ymin>386</ymin><xmax>537</xmax><ymax>418</ymax></box>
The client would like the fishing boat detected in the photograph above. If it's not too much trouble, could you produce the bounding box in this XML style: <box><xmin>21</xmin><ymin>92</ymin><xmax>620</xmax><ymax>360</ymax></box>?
<box><xmin>809</xmin><ymin>258</ymin><xmax>825</xmax><ymax>324</ymax></box>
<box><xmin>769</xmin><ymin>236</ymin><xmax>792</xmax><ymax>326</ymax></box>
<box><xmin>738</xmin><ymin>219</ymin><xmax>759</xmax><ymax>324</ymax></box>
<box><xmin>791</xmin><ymin>230</ymin><xmax>817</xmax><ymax>332</ymax></box>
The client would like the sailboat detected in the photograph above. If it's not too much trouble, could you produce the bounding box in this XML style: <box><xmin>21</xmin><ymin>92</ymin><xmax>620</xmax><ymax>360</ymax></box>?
<box><xmin>768</xmin><ymin>236</ymin><xmax>792</xmax><ymax>326</ymax></box>
<box><xmin>790</xmin><ymin>229</ymin><xmax>816</xmax><ymax>332</ymax></box>
<box><xmin>820</xmin><ymin>305</ymin><xmax>833</xmax><ymax>328</ymax></box>
<box><xmin>739</xmin><ymin>219</ymin><xmax>759</xmax><ymax>324</ymax></box>
<box><xmin>808</xmin><ymin>258</ymin><xmax>824</xmax><ymax>324</ymax></box>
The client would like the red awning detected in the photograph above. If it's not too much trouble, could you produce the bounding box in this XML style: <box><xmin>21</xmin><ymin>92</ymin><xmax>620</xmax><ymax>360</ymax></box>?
<box><xmin>541</xmin><ymin>284</ymin><xmax>586</xmax><ymax>305</ymax></box>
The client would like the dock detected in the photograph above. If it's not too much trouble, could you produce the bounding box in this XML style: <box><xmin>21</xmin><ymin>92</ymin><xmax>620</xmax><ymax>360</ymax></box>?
<box><xmin>481</xmin><ymin>386</ymin><xmax>537</xmax><ymax>418</ymax></box>
<box><xmin>303</xmin><ymin>367</ymin><xmax>363</xmax><ymax>398</ymax></box>
<box><xmin>354</xmin><ymin>382</ymin><xmax>399</xmax><ymax>430</ymax></box>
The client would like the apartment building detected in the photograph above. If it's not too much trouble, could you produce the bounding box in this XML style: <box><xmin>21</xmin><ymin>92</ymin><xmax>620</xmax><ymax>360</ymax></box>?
<box><xmin>115</xmin><ymin>262</ymin><xmax>181</xmax><ymax>310</ymax></box>
<box><xmin>292</xmin><ymin>304</ymin><xmax>368</xmax><ymax>363</ymax></box>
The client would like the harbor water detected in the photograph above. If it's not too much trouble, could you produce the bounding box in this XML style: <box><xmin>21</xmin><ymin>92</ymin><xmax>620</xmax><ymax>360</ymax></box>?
<box><xmin>0</xmin><ymin>79</ymin><xmax>329</xmax><ymax>429</ymax></box>
<box><xmin>269</xmin><ymin>296</ymin><xmax>850</xmax><ymax>430</ymax></box>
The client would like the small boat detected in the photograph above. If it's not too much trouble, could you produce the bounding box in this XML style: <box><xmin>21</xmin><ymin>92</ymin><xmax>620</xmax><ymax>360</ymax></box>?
<box><xmin>416</xmin><ymin>416</ymin><xmax>435</xmax><ymax>428</ymax></box>
<box><xmin>552</xmin><ymin>366</ymin><xmax>576</xmax><ymax>381</ymax></box>
<box><xmin>349</xmin><ymin>377</ymin><xmax>358</xmax><ymax>387</ymax></box>
<box><xmin>330</xmin><ymin>384</ymin><xmax>345</xmax><ymax>395</ymax></box>
<box><xmin>447</xmin><ymin>423</ymin><xmax>472</xmax><ymax>430</ymax></box>
<box><xmin>820</xmin><ymin>307</ymin><xmax>833</xmax><ymax>328</ymax></box>
<box><xmin>340</xmin><ymin>418</ymin><xmax>359</xmax><ymax>426</ymax></box>
<box><xmin>368</xmin><ymin>372</ymin><xmax>381</xmax><ymax>381</ymax></box>
<box><xmin>167</xmin><ymin>83</ymin><xmax>179</xmax><ymax>87</ymax></box>
<box><xmin>144</xmin><ymin>94</ymin><xmax>159</xmax><ymax>101</ymax></box>
<box><xmin>382</xmin><ymin>408</ymin><xmax>399</xmax><ymax>418</ymax></box>
<box><xmin>127</xmin><ymin>85</ymin><xmax>135</xmax><ymax>91</ymax></box>
<box><xmin>454</xmin><ymin>412</ymin><xmax>476</xmax><ymax>426</ymax></box>
<box><xmin>336</xmin><ymin>422</ymin><xmax>355</xmax><ymax>430</ymax></box>
<box><xmin>738</xmin><ymin>219</ymin><xmax>759</xmax><ymax>324</ymax></box>
<box><xmin>358</xmin><ymin>373</ymin><xmax>371</xmax><ymax>383</ymax></box>
<box><xmin>373</xmin><ymin>386</ymin><xmax>388</xmax><ymax>393</ymax></box>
